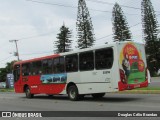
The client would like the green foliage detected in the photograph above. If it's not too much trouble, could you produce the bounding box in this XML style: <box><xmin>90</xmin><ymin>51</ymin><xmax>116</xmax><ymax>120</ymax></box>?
<box><xmin>141</xmin><ymin>0</ymin><xmax>160</xmax><ymax>76</ymax></box>
<box><xmin>135</xmin><ymin>87</ymin><xmax>160</xmax><ymax>90</ymax></box>
<box><xmin>76</xmin><ymin>0</ymin><xmax>95</xmax><ymax>49</ymax></box>
<box><xmin>0</xmin><ymin>88</ymin><xmax>14</xmax><ymax>92</ymax></box>
<box><xmin>112</xmin><ymin>3</ymin><xmax>132</xmax><ymax>42</ymax></box>
<box><xmin>54</xmin><ymin>24</ymin><xmax>73</xmax><ymax>53</ymax></box>
<box><xmin>0</xmin><ymin>60</ymin><xmax>17</xmax><ymax>82</ymax></box>
<box><xmin>0</xmin><ymin>68</ymin><xmax>7</xmax><ymax>82</ymax></box>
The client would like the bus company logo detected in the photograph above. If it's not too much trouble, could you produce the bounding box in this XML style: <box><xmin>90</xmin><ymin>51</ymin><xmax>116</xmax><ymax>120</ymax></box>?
<box><xmin>2</xmin><ymin>112</ymin><xmax>11</xmax><ymax>117</ymax></box>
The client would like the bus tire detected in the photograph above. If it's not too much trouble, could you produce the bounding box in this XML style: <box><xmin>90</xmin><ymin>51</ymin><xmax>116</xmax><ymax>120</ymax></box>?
<box><xmin>68</xmin><ymin>85</ymin><xmax>79</xmax><ymax>101</ymax></box>
<box><xmin>47</xmin><ymin>94</ymin><xmax>53</xmax><ymax>98</ymax></box>
<box><xmin>25</xmin><ymin>86</ymin><xmax>34</xmax><ymax>99</ymax></box>
<box><xmin>92</xmin><ymin>93</ymin><xmax>105</xmax><ymax>99</ymax></box>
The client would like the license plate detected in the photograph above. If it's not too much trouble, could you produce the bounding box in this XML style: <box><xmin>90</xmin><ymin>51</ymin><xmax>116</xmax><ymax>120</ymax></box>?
<box><xmin>134</xmin><ymin>85</ymin><xmax>140</xmax><ymax>88</ymax></box>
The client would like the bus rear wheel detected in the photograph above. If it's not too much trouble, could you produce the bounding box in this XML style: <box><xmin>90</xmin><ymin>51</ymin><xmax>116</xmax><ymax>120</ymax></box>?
<box><xmin>68</xmin><ymin>85</ymin><xmax>79</xmax><ymax>101</ymax></box>
<box><xmin>47</xmin><ymin>94</ymin><xmax>54</xmax><ymax>98</ymax></box>
<box><xmin>25</xmin><ymin>86</ymin><xmax>34</xmax><ymax>99</ymax></box>
<box><xmin>92</xmin><ymin>93</ymin><xmax>105</xmax><ymax>99</ymax></box>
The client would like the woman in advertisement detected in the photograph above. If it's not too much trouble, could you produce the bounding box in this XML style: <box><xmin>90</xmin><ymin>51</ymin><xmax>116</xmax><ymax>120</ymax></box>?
<box><xmin>122</xmin><ymin>53</ymin><xmax>130</xmax><ymax>80</ymax></box>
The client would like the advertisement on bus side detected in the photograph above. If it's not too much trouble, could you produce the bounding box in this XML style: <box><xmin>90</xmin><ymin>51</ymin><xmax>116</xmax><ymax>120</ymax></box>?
<box><xmin>119</xmin><ymin>42</ymin><xmax>146</xmax><ymax>84</ymax></box>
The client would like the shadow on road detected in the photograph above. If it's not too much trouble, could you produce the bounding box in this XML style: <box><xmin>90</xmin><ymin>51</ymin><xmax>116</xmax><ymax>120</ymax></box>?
<box><xmin>82</xmin><ymin>96</ymin><xmax>142</xmax><ymax>103</ymax></box>
<box><xmin>20</xmin><ymin>94</ymin><xmax>143</xmax><ymax>103</ymax></box>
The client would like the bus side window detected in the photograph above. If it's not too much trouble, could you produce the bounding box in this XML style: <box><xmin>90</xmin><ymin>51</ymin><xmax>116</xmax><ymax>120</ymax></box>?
<box><xmin>59</xmin><ymin>57</ymin><xmax>65</xmax><ymax>73</ymax></box>
<box><xmin>53</xmin><ymin>57</ymin><xmax>65</xmax><ymax>73</ymax></box>
<box><xmin>95</xmin><ymin>48</ymin><xmax>113</xmax><ymax>70</ymax></box>
<box><xmin>13</xmin><ymin>64</ymin><xmax>20</xmax><ymax>82</ymax></box>
<box><xmin>32</xmin><ymin>61</ymin><xmax>42</xmax><ymax>75</ymax></box>
<box><xmin>79</xmin><ymin>51</ymin><xmax>94</xmax><ymax>71</ymax></box>
<box><xmin>53</xmin><ymin>58</ymin><xmax>59</xmax><ymax>73</ymax></box>
<box><xmin>65</xmin><ymin>54</ymin><xmax>78</xmax><ymax>72</ymax></box>
<box><xmin>22</xmin><ymin>63</ymin><xmax>31</xmax><ymax>76</ymax></box>
<box><xmin>42</xmin><ymin>59</ymin><xmax>53</xmax><ymax>74</ymax></box>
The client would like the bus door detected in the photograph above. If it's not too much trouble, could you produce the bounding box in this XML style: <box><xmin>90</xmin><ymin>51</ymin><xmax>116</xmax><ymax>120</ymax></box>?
<box><xmin>13</xmin><ymin>64</ymin><xmax>21</xmax><ymax>84</ymax></box>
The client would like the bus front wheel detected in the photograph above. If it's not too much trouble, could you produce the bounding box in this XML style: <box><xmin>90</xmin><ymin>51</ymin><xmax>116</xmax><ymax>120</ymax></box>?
<box><xmin>68</xmin><ymin>85</ymin><xmax>79</xmax><ymax>101</ymax></box>
<box><xmin>25</xmin><ymin>86</ymin><xmax>34</xmax><ymax>99</ymax></box>
<box><xmin>92</xmin><ymin>93</ymin><xmax>105</xmax><ymax>99</ymax></box>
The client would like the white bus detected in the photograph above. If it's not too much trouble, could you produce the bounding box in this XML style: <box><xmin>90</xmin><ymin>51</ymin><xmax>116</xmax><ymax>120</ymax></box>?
<box><xmin>14</xmin><ymin>42</ymin><xmax>148</xmax><ymax>101</ymax></box>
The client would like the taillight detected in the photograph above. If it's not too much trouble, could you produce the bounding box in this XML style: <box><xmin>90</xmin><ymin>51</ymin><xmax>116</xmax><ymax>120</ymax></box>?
<box><xmin>119</xmin><ymin>69</ymin><xmax>127</xmax><ymax>84</ymax></box>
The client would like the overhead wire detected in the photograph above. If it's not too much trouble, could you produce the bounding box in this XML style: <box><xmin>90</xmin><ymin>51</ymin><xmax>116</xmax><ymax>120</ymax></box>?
<box><xmin>20</xmin><ymin>51</ymin><xmax>53</xmax><ymax>56</ymax></box>
<box><xmin>0</xmin><ymin>56</ymin><xmax>13</xmax><ymax>63</ymax></box>
<box><xmin>86</xmin><ymin>0</ymin><xmax>160</xmax><ymax>13</ymax></box>
<box><xmin>96</xmin><ymin>22</ymin><xmax>141</xmax><ymax>41</ymax></box>
<box><xmin>15</xmin><ymin>31</ymin><xmax>54</xmax><ymax>41</ymax></box>
<box><xmin>0</xmin><ymin>1</ymin><xmax>145</xmax><ymax>60</ymax></box>
<box><xmin>26</xmin><ymin>0</ymin><xmax>139</xmax><ymax>15</ymax></box>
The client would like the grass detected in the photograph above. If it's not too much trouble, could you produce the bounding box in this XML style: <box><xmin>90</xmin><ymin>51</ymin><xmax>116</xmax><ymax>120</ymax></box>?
<box><xmin>134</xmin><ymin>87</ymin><xmax>160</xmax><ymax>90</ymax></box>
<box><xmin>0</xmin><ymin>88</ymin><xmax>14</xmax><ymax>92</ymax></box>
<box><xmin>118</xmin><ymin>86</ymin><xmax>160</xmax><ymax>94</ymax></box>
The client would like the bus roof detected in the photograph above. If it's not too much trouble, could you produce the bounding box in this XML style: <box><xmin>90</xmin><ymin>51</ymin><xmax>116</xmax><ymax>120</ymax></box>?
<box><xmin>14</xmin><ymin>41</ymin><xmax>144</xmax><ymax>65</ymax></box>
<box><xmin>14</xmin><ymin>54</ymin><xmax>60</xmax><ymax>65</ymax></box>
<box><xmin>60</xmin><ymin>41</ymin><xmax>144</xmax><ymax>56</ymax></box>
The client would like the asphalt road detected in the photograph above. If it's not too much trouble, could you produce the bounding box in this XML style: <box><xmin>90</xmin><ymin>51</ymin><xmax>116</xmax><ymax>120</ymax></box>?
<box><xmin>149</xmin><ymin>77</ymin><xmax>160</xmax><ymax>87</ymax></box>
<box><xmin>0</xmin><ymin>77</ymin><xmax>159</xmax><ymax>120</ymax></box>
<box><xmin>0</xmin><ymin>92</ymin><xmax>160</xmax><ymax>120</ymax></box>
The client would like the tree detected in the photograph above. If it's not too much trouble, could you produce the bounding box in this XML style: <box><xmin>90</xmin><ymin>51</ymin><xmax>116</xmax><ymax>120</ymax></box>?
<box><xmin>112</xmin><ymin>3</ymin><xmax>132</xmax><ymax>42</ymax></box>
<box><xmin>54</xmin><ymin>24</ymin><xmax>73</xmax><ymax>53</ymax></box>
<box><xmin>76</xmin><ymin>0</ymin><xmax>95</xmax><ymax>49</ymax></box>
<box><xmin>0</xmin><ymin>60</ymin><xmax>17</xmax><ymax>82</ymax></box>
<box><xmin>141</xmin><ymin>0</ymin><xmax>160</xmax><ymax>76</ymax></box>
<box><xmin>0</xmin><ymin>68</ymin><xmax>7</xmax><ymax>82</ymax></box>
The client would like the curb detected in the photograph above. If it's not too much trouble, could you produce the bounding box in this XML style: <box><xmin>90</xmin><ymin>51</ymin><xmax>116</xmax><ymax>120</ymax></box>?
<box><xmin>117</xmin><ymin>90</ymin><xmax>160</xmax><ymax>94</ymax></box>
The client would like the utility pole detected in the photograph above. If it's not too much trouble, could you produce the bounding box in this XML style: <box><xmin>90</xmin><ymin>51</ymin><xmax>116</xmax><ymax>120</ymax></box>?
<box><xmin>9</xmin><ymin>40</ymin><xmax>20</xmax><ymax>61</ymax></box>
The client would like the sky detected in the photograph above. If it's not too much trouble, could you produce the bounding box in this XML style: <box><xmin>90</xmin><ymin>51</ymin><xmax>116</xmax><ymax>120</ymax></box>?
<box><xmin>0</xmin><ymin>0</ymin><xmax>160</xmax><ymax>68</ymax></box>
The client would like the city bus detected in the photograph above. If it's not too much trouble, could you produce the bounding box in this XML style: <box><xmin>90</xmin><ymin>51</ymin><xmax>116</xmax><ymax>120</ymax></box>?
<box><xmin>13</xmin><ymin>42</ymin><xmax>149</xmax><ymax>101</ymax></box>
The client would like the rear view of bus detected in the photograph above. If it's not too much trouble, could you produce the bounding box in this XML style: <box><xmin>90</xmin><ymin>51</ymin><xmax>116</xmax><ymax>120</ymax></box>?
<box><xmin>118</xmin><ymin>42</ymin><xmax>148</xmax><ymax>91</ymax></box>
